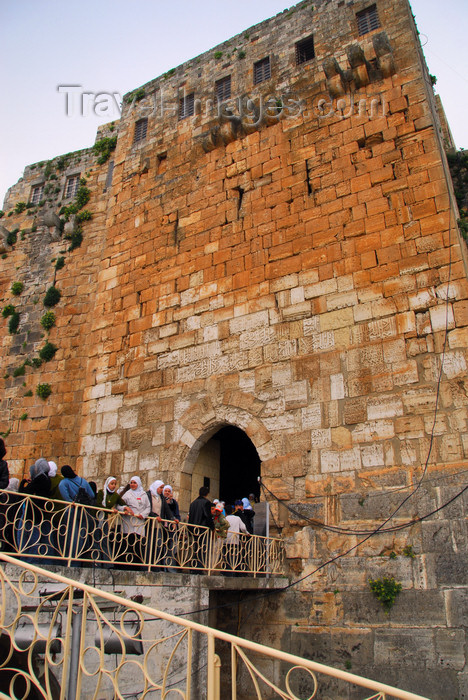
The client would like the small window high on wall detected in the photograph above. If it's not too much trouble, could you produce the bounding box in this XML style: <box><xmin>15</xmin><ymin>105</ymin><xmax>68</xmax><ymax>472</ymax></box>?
<box><xmin>64</xmin><ymin>174</ymin><xmax>80</xmax><ymax>199</ymax></box>
<box><xmin>254</xmin><ymin>57</ymin><xmax>271</xmax><ymax>84</ymax></box>
<box><xmin>179</xmin><ymin>93</ymin><xmax>195</xmax><ymax>120</ymax></box>
<box><xmin>356</xmin><ymin>5</ymin><xmax>380</xmax><ymax>35</ymax></box>
<box><xmin>295</xmin><ymin>35</ymin><xmax>315</xmax><ymax>65</ymax></box>
<box><xmin>133</xmin><ymin>118</ymin><xmax>148</xmax><ymax>144</ymax></box>
<box><xmin>30</xmin><ymin>184</ymin><xmax>44</xmax><ymax>205</ymax></box>
<box><xmin>215</xmin><ymin>75</ymin><xmax>231</xmax><ymax>103</ymax></box>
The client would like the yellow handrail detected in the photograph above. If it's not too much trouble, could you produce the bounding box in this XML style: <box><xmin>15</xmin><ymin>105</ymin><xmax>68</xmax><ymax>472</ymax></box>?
<box><xmin>0</xmin><ymin>552</ymin><xmax>430</xmax><ymax>700</ymax></box>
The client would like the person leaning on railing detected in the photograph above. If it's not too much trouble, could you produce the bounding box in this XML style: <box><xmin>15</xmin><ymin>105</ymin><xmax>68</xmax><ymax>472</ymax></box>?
<box><xmin>17</xmin><ymin>459</ymin><xmax>56</xmax><ymax>563</ymax></box>
<box><xmin>118</xmin><ymin>477</ymin><xmax>150</xmax><ymax>568</ymax></box>
<box><xmin>57</xmin><ymin>465</ymin><xmax>96</xmax><ymax>565</ymax></box>
<box><xmin>95</xmin><ymin>476</ymin><xmax>132</xmax><ymax>567</ymax></box>
<box><xmin>146</xmin><ymin>480</ymin><xmax>175</xmax><ymax>571</ymax></box>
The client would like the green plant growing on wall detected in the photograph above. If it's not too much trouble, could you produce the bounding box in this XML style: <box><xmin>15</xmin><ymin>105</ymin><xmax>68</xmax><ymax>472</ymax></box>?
<box><xmin>214</xmin><ymin>51</ymin><xmax>223</xmax><ymax>59</ymax></box>
<box><xmin>0</xmin><ymin>210</ymin><xmax>4</xmax><ymax>218</ymax></box>
<box><xmin>30</xmin><ymin>358</ymin><xmax>42</xmax><ymax>368</ymax></box>
<box><xmin>6</xmin><ymin>230</ymin><xmax>17</xmax><ymax>246</ymax></box>
<box><xmin>8</xmin><ymin>312</ymin><xmax>20</xmax><ymax>334</ymax></box>
<box><xmin>40</xmin><ymin>311</ymin><xmax>56</xmax><ymax>331</ymax></box>
<box><xmin>19</xmin><ymin>413</ymin><xmax>28</xmax><ymax>421</ymax></box>
<box><xmin>13</xmin><ymin>363</ymin><xmax>26</xmax><ymax>377</ymax></box>
<box><xmin>24</xmin><ymin>390</ymin><xmax>33</xmax><ymax>397</ymax></box>
<box><xmin>43</xmin><ymin>286</ymin><xmax>61</xmax><ymax>307</ymax></box>
<box><xmin>369</xmin><ymin>577</ymin><xmax>402</xmax><ymax>612</ymax></box>
<box><xmin>93</xmin><ymin>135</ymin><xmax>117</xmax><ymax>165</ymax></box>
<box><xmin>36</xmin><ymin>383</ymin><xmax>52</xmax><ymax>400</ymax></box>
<box><xmin>237</xmin><ymin>50</ymin><xmax>246</xmax><ymax>59</ymax></box>
<box><xmin>2</xmin><ymin>305</ymin><xmax>15</xmax><ymax>318</ymax></box>
<box><xmin>125</xmin><ymin>87</ymin><xmax>146</xmax><ymax>103</ymax></box>
<box><xmin>39</xmin><ymin>342</ymin><xmax>58</xmax><ymax>362</ymax></box>
<box><xmin>68</xmin><ymin>230</ymin><xmax>83</xmax><ymax>251</ymax></box>
<box><xmin>14</xmin><ymin>202</ymin><xmax>27</xmax><ymax>214</ymax></box>
<box><xmin>75</xmin><ymin>210</ymin><xmax>93</xmax><ymax>223</ymax></box>
<box><xmin>44</xmin><ymin>161</ymin><xmax>54</xmax><ymax>178</ymax></box>
<box><xmin>60</xmin><ymin>180</ymin><xmax>91</xmax><ymax>221</ymax></box>
<box><xmin>11</xmin><ymin>281</ymin><xmax>24</xmax><ymax>296</ymax></box>
<box><xmin>403</xmin><ymin>545</ymin><xmax>416</xmax><ymax>558</ymax></box>
<box><xmin>54</xmin><ymin>256</ymin><xmax>65</xmax><ymax>271</ymax></box>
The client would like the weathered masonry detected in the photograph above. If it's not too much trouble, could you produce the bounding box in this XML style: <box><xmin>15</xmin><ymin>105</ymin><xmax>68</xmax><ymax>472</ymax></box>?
<box><xmin>1</xmin><ymin>0</ymin><xmax>467</xmax><ymax>696</ymax></box>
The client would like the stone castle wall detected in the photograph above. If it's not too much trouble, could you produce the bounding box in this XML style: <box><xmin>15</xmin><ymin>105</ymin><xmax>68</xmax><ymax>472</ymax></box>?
<box><xmin>1</xmin><ymin>0</ymin><xmax>467</xmax><ymax>695</ymax></box>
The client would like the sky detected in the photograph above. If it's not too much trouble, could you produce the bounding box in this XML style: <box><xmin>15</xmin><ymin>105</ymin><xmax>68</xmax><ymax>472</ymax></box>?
<box><xmin>0</xmin><ymin>0</ymin><xmax>466</xmax><ymax>207</ymax></box>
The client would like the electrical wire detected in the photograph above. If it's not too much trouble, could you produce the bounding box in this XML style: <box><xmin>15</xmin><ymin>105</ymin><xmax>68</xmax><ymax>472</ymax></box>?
<box><xmin>260</xmin><ymin>479</ymin><xmax>468</xmax><ymax>536</ymax></box>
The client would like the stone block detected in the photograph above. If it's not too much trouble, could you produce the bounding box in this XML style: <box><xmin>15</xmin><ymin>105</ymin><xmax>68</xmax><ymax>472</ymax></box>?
<box><xmin>374</xmin><ymin>628</ymin><xmax>435</xmax><ymax>667</ymax></box>
<box><xmin>429</xmin><ymin>304</ymin><xmax>455</xmax><ymax>332</ymax></box>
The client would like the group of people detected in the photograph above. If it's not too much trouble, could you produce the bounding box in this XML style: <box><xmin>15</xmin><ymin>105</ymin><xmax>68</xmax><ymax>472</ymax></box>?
<box><xmin>0</xmin><ymin>440</ymin><xmax>258</xmax><ymax>573</ymax></box>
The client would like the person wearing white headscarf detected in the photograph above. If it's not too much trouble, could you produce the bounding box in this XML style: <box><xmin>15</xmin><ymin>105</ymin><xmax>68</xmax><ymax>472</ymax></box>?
<box><xmin>48</xmin><ymin>461</ymin><xmax>63</xmax><ymax>500</ymax></box>
<box><xmin>147</xmin><ymin>480</ymin><xmax>173</xmax><ymax>521</ymax></box>
<box><xmin>116</xmin><ymin>477</ymin><xmax>150</xmax><ymax>568</ymax></box>
<box><xmin>121</xmin><ymin>477</ymin><xmax>150</xmax><ymax>534</ymax></box>
<box><xmin>97</xmin><ymin>476</ymin><xmax>129</xmax><ymax>512</ymax></box>
<box><xmin>164</xmin><ymin>485</ymin><xmax>181</xmax><ymax>522</ymax></box>
<box><xmin>146</xmin><ymin>480</ymin><xmax>176</xmax><ymax>571</ymax></box>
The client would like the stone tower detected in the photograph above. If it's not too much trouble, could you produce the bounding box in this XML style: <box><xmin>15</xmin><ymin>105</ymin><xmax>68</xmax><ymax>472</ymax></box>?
<box><xmin>1</xmin><ymin>1</ymin><xmax>467</xmax><ymax>694</ymax></box>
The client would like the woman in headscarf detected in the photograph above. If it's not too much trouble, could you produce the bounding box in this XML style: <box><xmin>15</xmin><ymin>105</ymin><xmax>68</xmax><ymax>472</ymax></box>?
<box><xmin>96</xmin><ymin>477</ymin><xmax>132</xmax><ymax>566</ymax></box>
<box><xmin>163</xmin><ymin>485</ymin><xmax>180</xmax><ymax>522</ymax></box>
<box><xmin>48</xmin><ymin>461</ymin><xmax>62</xmax><ymax>500</ymax></box>
<box><xmin>163</xmin><ymin>485</ymin><xmax>181</xmax><ymax>572</ymax></box>
<box><xmin>147</xmin><ymin>480</ymin><xmax>174</xmax><ymax>571</ymax></box>
<box><xmin>118</xmin><ymin>477</ymin><xmax>150</xmax><ymax>568</ymax></box>
<box><xmin>97</xmin><ymin>477</ymin><xmax>129</xmax><ymax>512</ymax></box>
<box><xmin>16</xmin><ymin>459</ymin><xmax>54</xmax><ymax>563</ymax></box>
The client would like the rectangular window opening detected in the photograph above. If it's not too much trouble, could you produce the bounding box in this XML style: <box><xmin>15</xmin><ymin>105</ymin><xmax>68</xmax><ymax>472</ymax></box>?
<box><xmin>215</xmin><ymin>75</ymin><xmax>231</xmax><ymax>103</ymax></box>
<box><xmin>64</xmin><ymin>174</ymin><xmax>80</xmax><ymax>199</ymax></box>
<box><xmin>295</xmin><ymin>35</ymin><xmax>315</xmax><ymax>65</ymax></box>
<box><xmin>30</xmin><ymin>184</ymin><xmax>44</xmax><ymax>205</ymax></box>
<box><xmin>133</xmin><ymin>118</ymin><xmax>148</xmax><ymax>144</ymax></box>
<box><xmin>104</xmin><ymin>160</ymin><xmax>114</xmax><ymax>192</ymax></box>
<box><xmin>254</xmin><ymin>57</ymin><xmax>271</xmax><ymax>84</ymax></box>
<box><xmin>179</xmin><ymin>92</ymin><xmax>195</xmax><ymax>120</ymax></box>
<box><xmin>356</xmin><ymin>5</ymin><xmax>380</xmax><ymax>35</ymax></box>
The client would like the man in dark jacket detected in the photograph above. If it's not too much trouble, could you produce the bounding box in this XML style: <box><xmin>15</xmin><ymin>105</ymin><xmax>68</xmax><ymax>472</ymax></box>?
<box><xmin>188</xmin><ymin>486</ymin><xmax>214</xmax><ymax>529</ymax></box>
<box><xmin>188</xmin><ymin>486</ymin><xmax>214</xmax><ymax>572</ymax></box>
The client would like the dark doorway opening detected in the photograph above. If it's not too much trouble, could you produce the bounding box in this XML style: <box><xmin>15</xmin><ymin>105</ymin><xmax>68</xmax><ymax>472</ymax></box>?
<box><xmin>214</xmin><ymin>425</ymin><xmax>261</xmax><ymax>504</ymax></box>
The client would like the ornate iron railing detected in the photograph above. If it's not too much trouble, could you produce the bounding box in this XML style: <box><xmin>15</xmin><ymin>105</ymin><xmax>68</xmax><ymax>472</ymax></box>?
<box><xmin>0</xmin><ymin>552</ymin><xmax>430</xmax><ymax>700</ymax></box>
<box><xmin>0</xmin><ymin>489</ymin><xmax>283</xmax><ymax>576</ymax></box>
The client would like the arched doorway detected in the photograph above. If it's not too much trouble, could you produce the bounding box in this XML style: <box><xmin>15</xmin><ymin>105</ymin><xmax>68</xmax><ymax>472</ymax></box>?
<box><xmin>190</xmin><ymin>425</ymin><xmax>261</xmax><ymax>504</ymax></box>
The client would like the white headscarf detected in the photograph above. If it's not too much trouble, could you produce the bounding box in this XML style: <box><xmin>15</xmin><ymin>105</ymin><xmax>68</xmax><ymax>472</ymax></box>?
<box><xmin>242</xmin><ymin>497</ymin><xmax>253</xmax><ymax>511</ymax></box>
<box><xmin>129</xmin><ymin>476</ymin><xmax>146</xmax><ymax>497</ymax></box>
<box><xmin>149</xmin><ymin>480</ymin><xmax>164</xmax><ymax>496</ymax></box>
<box><xmin>103</xmin><ymin>476</ymin><xmax>117</xmax><ymax>508</ymax></box>
<box><xmin>48</xmin><ymin>461</ymin><xmax>58</xmax><ymax>478</ymax></box>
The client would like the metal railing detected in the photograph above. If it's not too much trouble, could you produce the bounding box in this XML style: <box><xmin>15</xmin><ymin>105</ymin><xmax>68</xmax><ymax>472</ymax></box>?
<box><xmin>0</xmin><ymin>489</ymin><xmax>284</xmax><ymax>576</ymax></box>
<box><xmin>0</xmin><ymin>552</ymin><xmax>430</xmax><ymax>700</ymax></box>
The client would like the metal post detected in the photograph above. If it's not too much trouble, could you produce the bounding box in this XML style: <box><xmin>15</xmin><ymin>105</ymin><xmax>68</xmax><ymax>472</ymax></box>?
<box><xmin>67</xmin><ymin>603</ymin><xmax>84</xmax><ymax>700</ymax></box>
<box><xmin>265</xmin><ymin>500</ymin><xmax>270</xmax><ymax>578</ymax></box>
